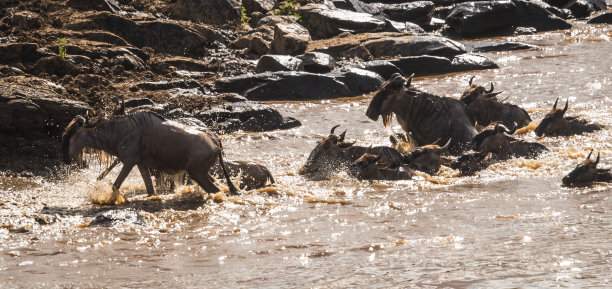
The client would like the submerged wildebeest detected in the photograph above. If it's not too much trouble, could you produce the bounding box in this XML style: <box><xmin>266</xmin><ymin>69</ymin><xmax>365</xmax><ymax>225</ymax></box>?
<box><xmin>349</xmin><ymin>153</ymin><xmax>413</xmax><ymax>180</ymax></box>
<box><xmin>450</xmin><ymin>151</ymin><xmax>495</xmax><ymax>175</ymax></box>
<box><xmin>299</xmin><ymin>125</ymin><xmax>404</xmax><ymax>178</ymax></box>
<box><xmin>366</xmin><ymin>73</ymin><xmax>477</xmax><ymax>155</ymax></box>
<box><xmin>401</xmin><ymin>139</ymin><xmax>451</xmax><ymax>175</ymax></box>
<box><xmin>535</xmin><ymin>98</ymin><xmax>604</xmax><ymax>137</ymax></box>
<box><xmin>471</xmin><ymin>123</ymin><xmax>548</xmax><ymax>160</ymax></box>
<box><xmin>460</xmin><ymin>76</ymin><xmax>532</xmax><ymax>130</ymax></box>
<box><xmin>62</xmin><ymin>111</ymin><xmax>240</xmax><ymax>203</ymax></box>
<box><xmin>562</xmin><ymin>151</ymin><xmax>612</xmax><ymax>186</ymax></box>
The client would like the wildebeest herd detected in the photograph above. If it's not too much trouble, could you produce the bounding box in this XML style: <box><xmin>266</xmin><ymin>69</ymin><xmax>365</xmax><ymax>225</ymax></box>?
<box><xmin>61</xmin><ymin>73</ymin><xmax>610</xmax><ymax>203</ymax></box>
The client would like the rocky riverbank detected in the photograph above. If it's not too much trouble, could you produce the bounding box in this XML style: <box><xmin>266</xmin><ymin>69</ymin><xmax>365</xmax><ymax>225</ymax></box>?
<box><xmin>1</xmin><ymin>0</ymin><xmax>610</xmax><ymax>177</ymax></box>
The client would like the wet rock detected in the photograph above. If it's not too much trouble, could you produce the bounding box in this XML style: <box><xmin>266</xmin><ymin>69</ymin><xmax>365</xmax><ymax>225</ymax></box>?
<box><xmin>545</xmin><ymin>0</ymin><xmax>606</xmax><ymax>17</ymax></box>
<box><xmin>300</xmin><ymin>4</ymin><xmax>386</xmax><ymax>39</ymax></box>
<box><xmin>390</xmin><ymin>53</ymin><xmax>497</xmax><ymax>76</ymax></box>
<box><xmin>513</xmin><ymin>26</ymin><xmax>537</xmax><ymax>35</ymax></box>
<box><xmin>134</xmin><ymin>80</ymin><xmax>203</xmax><ymax>91</ymax></box>
<box><xmin>0</xmin><ymin>65</ymin><xmax>25</xmax><ymax>76</ymax></box>
<box><xmin>197</xmin><ymin>101</ymin><xmax>300</xmax><ymax>133</ymax></box>
<box><xmin>111</xmin><ymin>54</ymin><xmax>145</xmax><ymax>71</ymax></box>
<box><xmin>568</xmin><ymin>0</ymin><xmax>592</xmax><ymax>18</ymax></box>
<box><xmin>231</xmin><ymin>32</ymin><xmax>271</xmax><ymax>55</ymax></box>
<box><xmin>0</xmin><ymin>83</ymin><xmax>90</xmax><ymax>137</ymax></box>
<box><xmin>375</xmin><ymin>1</ymin><xmax>435</xmax><ymax>24</ymax></box>
<box><xmin>329</xmin><ymin>68</ymin><xmax>384</xmax><ymax>96</ymax></box>
<box><xmin>243</xmin><ymin>0</ymin><xmax>275</xmax><ymax>13</ymax></box>
<box><xmin>359</xmin><ymin>60</ymin><xmax>405</xmax><ymax>79</ymax></box>
<box><xmin>0</xmin><ymin>43</ymin><xmax>51</xmax><ymax>65</ymax></box>
<box><xmin>588</xmin><ymin>12</ymin><xmax>612</xmax><ymax>24</ymax></box>
<box><xmin>66</xmin><ymin>12</ymin><xmax>208</xmax><ymax>56</ymax></box>
<box><xmin>171</xmin><ymin>0</ymin><xmax>241</xmax><ymax>25</ymax></box>
<box><xmin>298</xmin><ymin>52</ymin><xmax>335</xmax><ymax>73</ymax></box>
<box><xmin>512</xmin><ymin>0</ymin><xmax>572</xmax><ymax>32</ymax></box>
<box><xmin>445</xmin><ymin>1</ymin><xmax>520</xmax><ymax>38</ymax></box>
<box><xmin>89</xmin><ymin>209</ymin><xmax>144</xmax><ymax>227</ymax></box>
<box><xmin>31</xmin><ymin>56</ymin><xmax>77</xmax><ymax>77</ymax></box>
<box><xmin>125</xmin><ymin>98</ymin><xmax>155</xmax><ymax>108</ymax></box>
<box><xmin>466</xmin><ymin>41</ymin><xmax>537</xmax><ymax>52</ymax></box>
<box><xmin>255</xmin><ymin>55</ymin><xmax>303</xmax><ymax>73</ymax></box>
<box><xmin>364</xmin><ymin>35</ymin><xmax>465</xmax><ymax>58</ymax></box>
<box><xmin>271</xmin><ymin>23</ymin><xmax>311</xmax><ymax>55</ymax></box>
<box><xmin>384</xmin><ymin>19</ymin><xmax>426</xmax><ymax>34</ymax></box>
<box><xmin>67</xmin><ymin>0</ymin><xmax>121</xmax><ymax>12</ymax></box>
<box><xmin>451</xmin><ymin>53</ymin><xmax>498</xmax><ymax>71</ymax></box>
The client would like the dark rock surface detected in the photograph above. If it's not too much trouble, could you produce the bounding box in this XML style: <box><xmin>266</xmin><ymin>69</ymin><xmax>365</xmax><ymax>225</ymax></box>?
<box><xmin>466</xmin><ymin>41</ymin><xmax>538</xmax><ymax>52</ymax></box>
<box><xmin>298</xmin><ymin>52</ymin><xmax>336</xmax><ymax>73</ymax></box>
<box><xmin>445</xmin><ymin>1</ymin><xmax>520</xmax><ymax>37</ymax></box>
<box><xmin>255</xmin><ymin>55</ymin><xmax>304</xmax><ymax>73</ymax></box>
<box><xmin>300</xmin><ymin>4</ymin><xmax>386</xmax><ymax>39</ymax></box>
<box><xmin>588</xmin><ymin>12</ymin><xmax>612</xmax><ymax>24</ymax></box>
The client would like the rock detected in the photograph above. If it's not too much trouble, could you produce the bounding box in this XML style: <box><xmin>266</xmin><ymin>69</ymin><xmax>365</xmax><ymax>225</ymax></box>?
<box><xmin>66</xmin><ymin>12</ymin><xmax>208</xmax><ymax>56</ymax></box>
<box><xmin>513</xmin><ymin>26</ymin><xmax>537</xmax><ymax>35</ymax></box>
<box><xmin>568</xmin><ymin>0</ymin><xmax>592</xmax><ymax>18</ymax></box>
<box><xmin>31</xmin><ymin>56</ymin><xmax>77</xmax><ymax>77</ymax></box>
<box><xmin>391</xmin><ymin>53</ymin><xmax>498</xmax><ymax>76</ymax></box>
<box><xmin>124</xmin><ymin>98</ymin><xmax>155</xmax><ymax>108</ymax></box>
<box><xmin>466</xmin><ymin>41</ymin><xmax>537</xmax><ymax>52</ymax></box>
<box><xmin>255</xmin><ymin>55</ymin><xmax>303</xmax><ymax>73</ymax></box>
<box><xmin>588</xmin><ymin>12</ymin><xmax>612</xmax><ymax>24</ymax></box>
<box><xmin>215</xmin><ymin>69</ymin><xmax>383</xmax><ymax>101</ymax></box>
<box><xmin>257</xmin><ymin>15</ymin><xmax>299</xmax><ymax>27</ymax></box>
<box><xmin>300</xmin><ymin>4</ymin><xmax>386</xmax><ymax>39</ymax></box>
<box><xmin>298</xmin><ymin>52</ymin><xmax>335</xmax><ymax>73</ymax></box>
<box><xmin>512</xmin><ymin>0</ymin><xmax>572</xmax><ymax>32</ymax></box>
<box><xmin>545</xmin><ymin>0</ymin><xmax>606</xmax><ymax>17</ymax></box>
<box><xmin>271</xmin><ymin>23</ymin><xmax>311</xmax><ymax>55</ymax></box>
<box><xmin>359</xmin><ymin>60</ymin><xmax>405</xmax><ymax>79</ymax></box>
<box><xmin>0</xmin><ymin>43</ymin><xmax>51</xmax><ymax>65</ymax></box>
<box><xmin>243</xmin><ymin>0</ymin><xmax>275</xmax><ymax>13</ymax></box>
<box><xmin>0</xmin><ymin>82</ymin><xmax>90</xmax><ymax>137</ymax></box>
<box><xmin>445</xmin><ymin>1</ymin><xmax>520</xmax><ymax>38</ymax></box>
<box><xmin>0</xmin><ymin>65</ymin><xmax>25</xmax><ymax>76</ymax></box>
<box><xmin>451</xmin><ymin>53</ymin><xmax>498</xmax><ymax>71</ymax></box>
<box><xmin>67</xmin><ymin>0</ymin><xmax>121</xmax><ymax>12</ymax></box>
<box><xmin>197</xmin><ymin>101</ymin><xmax>300</xmax><ymax>133</ymax></box>
<box><xmin>219</xmin><ymin>93</ymin><xmax>248</xmax><ymax>103</ymax></box>
<box><xmin>363</xmin><ymin>35</ymin><xmax>465</xmax><ymax>58</ymax></box>
<box><xmin>7</xmin><ymin>11</ymin><xmax>44</xmax><ymax>30</ymax></box>
<box><xmin>231</xmin><ymin>32</ymin><xmax>271</xmax><ymax>55</ymax></box>
<box><xmin>89</xmin><ymin>209</ymin><xmax>144</xmax><ymax>227</ymax></box>
<box><xmin>134</xmin><ymin>80</ymin><xmax>203</xmax><ymax>91</ymax></box>
<box><xmin>171</xmin><ymin>0</ymin><xmax>241</xmax><ymax>25</ymax></box>
<box><xmin>375</xmin><ymin>1</ymin><xmax>435</xmax><ymax>24</ymax></box>
<box><xmin>384</xmin><ymin>19</ymin><xmax>426</xmax><ymax>34</ymax></box>
<box><xmin>111</xmin><ymin>54</ymin><xmax>145</xmax><ymax>71</ymax></box>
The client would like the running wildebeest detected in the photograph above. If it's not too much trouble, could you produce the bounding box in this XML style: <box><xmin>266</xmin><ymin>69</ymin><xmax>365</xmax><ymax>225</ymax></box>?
<box><xmin>460</xmin><ymin>76</ymin><xmax>532</xmax><ymax>130</ymax></box>
<box><xmin>562</xmin><ymin>151</ymin><xmax>612</xmax><ymax>186</ymax></box>
<box><xmin>366</xmin><ymin>73</ymin><xmax>477</xmax><ymax>155</ymax></box>
<box><xmin>534</xmin><ymin>98</ymin><xmax>604</xmax><ymax>137</ymax></box>
<box><xmin>299</xmin><ymin>125</ymin><xmax>404</xmax><ymax>178</ymax></box>
<box><xmin>349</xmin><ymin>153</ymin><xmax>413</xmax><ymax>180</ymax></box>
<box><xmin>62</xmin><ymin>111</ymin><xmax>240</xmax><ymax>203</ymax></box>
<box><xmin>401</xmin><ymin>139</ymin><xmax>451</xmax><ymax>175</ymax></box>
<box><xmin>472</xmin><ymin>123</ymin><xmax>548</xmax><ymax>160</ymax></box>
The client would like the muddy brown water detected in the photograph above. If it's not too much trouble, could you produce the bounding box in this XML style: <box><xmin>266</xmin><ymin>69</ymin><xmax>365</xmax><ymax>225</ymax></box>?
<box><xmin>1</xmin><ymin>22</ymin><xmax>612</xmax><ymax>288</ymax></box>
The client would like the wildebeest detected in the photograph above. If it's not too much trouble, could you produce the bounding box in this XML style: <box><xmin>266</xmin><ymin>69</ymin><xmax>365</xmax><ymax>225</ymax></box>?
<box><xmin>450</xmin><ymin>151</ymin><xmax>495</xmax><ymax>175</ymax></box>
<box><xmin>562</xmin><ymin>151</ymin><xmax>612</xmax><ymax>186</ymax></box>
<box><xmin>299</xmin><ymin>126</ymin><xmax>404</xmax><ymax>178</ymax></box>
<box><xmin>349</xmin><ymin>153</ymin><xmax>413</xmax><ymax>180</ymax></box>
<box><xmin>62</xmin><ymin>111</ymin><xmax>240</xmax><ymax>203</ymax></box>
<box><xmin>401</xmin><ymin>139</ymin><xmax>451</xmax><ymax>175</ymax></box>
<box><xmin>472</xmin><ymin>124</ymin><xmax>548</xmax><ymax>160</ymax></box>
<box><xmin>460</xmin><ymin>76</ymin><xmax>532</xmax><ymax>129</ymax></box>
<box><xmin>366</xmin><ymin>73</ymin><xmax>477</xmax><ymax>155</ymax></box>
<box><xmin>534</xmin><ymin>98</ymin><xmax>604</xmax><ymax>137</ymax></box>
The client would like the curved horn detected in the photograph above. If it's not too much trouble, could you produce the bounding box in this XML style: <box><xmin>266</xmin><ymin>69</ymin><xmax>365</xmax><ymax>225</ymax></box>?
<box><xmin>594</xmin><ymin>152</ymin><xmax>600</xmax><ymax>166</ymax></box>
<box><xmin>437</xmin><ymin>138</ymin><xmax>451</xmax><ymax>153</ymax></box>
<box><xmin>75</xmin><ymin>115</ymin><xmax>86</xmax><ymax>125</ymax></box>
<box><xmin>485</xmin><ymin>82</ymin><xmax>494</xmax><ymax>93</ymax></box>
<box><xmin>552</xmin><ymin>97</ymin><xmax>559</xmax><ymax>110</ymax></box>
<box><xmin>586</xmin><ymin>150</ymin><xmax>593</xmax><ymax>160</ymax></box>
<box><xmin>339</xmin><ymin>130</ymin><xmax>347</xmax><ymax>142</ymax></box>
<box><xmin>562</xmin><ymin>99</ymin><xmax>568</xmax><ymax>115</ymax></box>
<box><xmin>330</xmin><ymin>125</ymin><xmax>340</xmax><ymax>135</ymax></box>
<box><xmin>373</xmin><ymin>154</ymin><xmax>382</xmax><ymax>162</ymax></box>
<box><xmin>432</xmin><ymin>138</ymin><xmax>442</xmax><ymax>145</ymax></box>
<box><xmin>468</xmin><ymin>76</ymin><xmax>475</xmax><ymax>86</ymax></box>
<box><xmin>406</xmin><ymin>73</ymin><xmax>415</xmax><ymax>88</ymax></box>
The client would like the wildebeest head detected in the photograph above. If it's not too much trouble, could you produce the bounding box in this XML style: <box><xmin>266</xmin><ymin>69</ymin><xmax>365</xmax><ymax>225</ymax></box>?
<box><xmin>534</xmin><ymin>98</ymin><xmax>568</xmax><ymax>137</ymax></box>
<box><xmin>61</xmin><ymin>112</ymin><xmax>100</xmax><ymax>164</ymax></box>
<box><xmin>471</xmin><ymin>123</ymin><xmax>516</xmax><ymax>153</ymax></box>
<box><xmin>460</xmin><ymin>76</ymin><xmax>502</xmax><ymax>105</ymax></box>
<box><xmin>450</xmin><ymin>151</ymin><xmax>492</xmax><ymax>175</ymax></box>
<box><xmin>349</xmin><ymin>153</ymin><xmax>383</xmax><ymax>180</ymax></box>
<box><xmin>562</xmin><ymin>151</ymin><xmax>600</xmax><ymax>186</ymax></box>
<box><xmin>366</xmin><ymin>73</ymin><xmax>413</xmax><ymax>127</ymax></box>
<box><xmin>299</xmin><ymin>125</ymin><xmax>355</xmax><ymax>175</ymax></box>
<box><xmin>403</xmin><ymin>139</ymin><xmax>451</xmax><ymax>175</ymax></box>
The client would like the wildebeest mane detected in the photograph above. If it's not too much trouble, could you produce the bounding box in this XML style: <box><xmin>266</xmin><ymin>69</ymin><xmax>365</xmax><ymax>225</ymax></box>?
<box><xmin>61</xmin><ymin>116</ymin><xmax>85</xmax><ymax>162</ymax></box>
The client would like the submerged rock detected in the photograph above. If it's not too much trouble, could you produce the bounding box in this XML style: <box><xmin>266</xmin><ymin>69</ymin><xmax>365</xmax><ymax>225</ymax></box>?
<box><xmin>89</xmin><ymin>209</ymin><xmax>144</xmax><ymax>227</ymax></box>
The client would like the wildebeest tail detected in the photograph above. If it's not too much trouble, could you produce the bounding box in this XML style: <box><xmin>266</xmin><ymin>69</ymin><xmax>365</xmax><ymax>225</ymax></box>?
<box><xmin>218</xmin><ymin>151</ymin><xmax>240</xmax><ymax>195</ymax></box>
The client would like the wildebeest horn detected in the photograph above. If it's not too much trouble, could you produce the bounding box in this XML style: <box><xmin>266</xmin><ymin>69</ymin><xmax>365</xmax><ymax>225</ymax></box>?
<box><xmin>468</xmin><ymin>76</ymin><xmax>475</xmax><ymax>86</ymax></box>
<box><xmin>485</xmin><ymin>82</ymin><xmax>494</xmax><ymax>93</ymax></box>
<box><xmin>330</xmin><ymin>125</ymin><xmax>340</xmax><ymax>135</ymax></box>
<box><xmin>586</xmin><ymin>150</ymin><xmax>593</xmax><ymax>160</ymax></box>
<box><xmin>437</xmin><ymin>138</ymin><xmax>451</xmax><ymax>153</ymax></box>
<box><xmin>339</xmin><ymin>130</ymin><xmax>347</xmax><ymax>142</ymax></box>
<box><xmin>486</xmin><ymin>91</ymin><xmax>503</xmax><ymax>98</ymax></box>
<box><xmin>562</xmin><ymin>99</ymin><xmax>568</xmax><ymax>115</ymax></box>
<box><xmin>406</xmin><ymin>73</ymin><xmax>415</xmax><ymax>88</ymax></box>
<box><xmin>594</xmin><ymin>152</ymin><xmax>600</xmax><ymax>166</ymax></box>
<box><xmin>552</xmin><ymin>97</ymin><xmax>559</xmax><ymax>110</ymax></box>
<box><xmin>75</xmin><ymin>115</ymin><xmax>86</xmax><ymax>125</ymax></box>
<box><xmin>373</xmin><ymin>154</ymin><xmax>382</xmax><ymax>162</ymax></box>
<box><xmin>432</xmin><ymin>138</ymin><xmax>442</xmax><ymax>145</ymax></box>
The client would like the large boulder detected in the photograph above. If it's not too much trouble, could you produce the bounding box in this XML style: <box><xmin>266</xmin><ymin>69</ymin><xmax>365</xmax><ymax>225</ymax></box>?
<box><xmin>358</xmin><ymin>60</ymin><xmax>405</xmax><ymax>79</ymax></box>
<box><xmin>466</xmin><ymin>41</ymin><xmax>537</xmax><ymax>52</ymax></box>
<box><xmin>196</xmin><ymin>101</ymin><xmax>300</xmax><ymax>133</ymax></box>
<box><xmin>445</xmin><ymin>1</ymin><xmax>520</xmax><ymax>38</ymax></box>
<box><xmin>511</xmin><ymin>0</ymin><xmax>572</xmax><ymax>32</ymax></box>
<box><xmin>300</xmin><ymin>4</ymin><xmax>386</xmax><ymax>39</ymax></box>
<box><xmin>171</xmin><ymin>0</ymin><xmax>241</xmax><ymax>25</ymax></box>
<box><xmin>588</xmin><ymin>12</ymin><xmax>612</xmax><ymax>24</ymax></box>
<box><xmin>271</xmin><ymin>23</ymin><xmax>311</xmax><ymax>55</ymax></box>
<box><xmin>0</xmin><ymin>43</ymin><xmax>52</xmax><ymax>65</ymax></box>
<box><xmin>298</xmin><ymin>52</ymin><xmax>336</xmax><ymax>73</ymax></box>
<box><xmin>391</xmin><ymin>54</ymin><xmax>498</xmax><ymax>76</ymax></box>
<box><xmin>375</xmin><ymin>1</ymin><xmax>435</xmax><ymax>24</ymax></box>
<box><xmin>243</xmin><ymin>0</ymin><xmax>276</xmax><ymax>13</ymax></box>
<box><xmin>255</xmin><ymin>55</ymin><xmax>304</xmax><ymax>73</ymax></box>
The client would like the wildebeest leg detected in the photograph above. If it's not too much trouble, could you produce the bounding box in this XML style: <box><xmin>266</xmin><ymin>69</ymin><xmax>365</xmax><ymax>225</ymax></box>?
<box><xmin>137</xmin><ymin>165</ymin><xmax>156</xmax><ymax>196</ymax></box>
<box><xmin>188</xmin><ymin>170</ymin><xmax>221</xmax><ymax>194</ymax></box>
<box><xmin>97</xmin><ymin>158</ymin><xmax>120</xmax><ymax>180</ymax></box>
<box><xmin>112</xmin><ymin>163</ymin><xmax>134</xmax><ymax>193</ymax></box>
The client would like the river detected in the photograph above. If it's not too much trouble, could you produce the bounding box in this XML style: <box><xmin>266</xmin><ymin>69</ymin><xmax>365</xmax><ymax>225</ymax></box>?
<box><xmin>1</xmin><ymin>21</ymin><xmax>611</xmax><ymax>288</ymax></box>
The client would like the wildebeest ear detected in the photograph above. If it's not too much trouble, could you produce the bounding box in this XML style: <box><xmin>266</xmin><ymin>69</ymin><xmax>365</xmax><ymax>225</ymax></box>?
<box><xmin>586</xmin><ymin>150</ymin><xmax>593</xmax><ymax>161</ymax></box>
<box><xmin>485</xmin><ymin>91</ymin><xmax>503</xmax><ymax>98</ymax></box>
